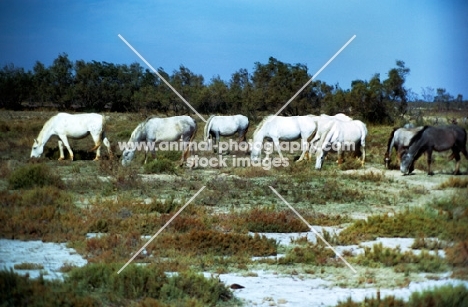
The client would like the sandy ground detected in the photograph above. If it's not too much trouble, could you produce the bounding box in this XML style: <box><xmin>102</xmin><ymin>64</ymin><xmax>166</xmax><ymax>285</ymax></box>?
<box><xmin>218</xmin><ymin>271</ymin><xmax>468</xmax><ymax>307</ymax></box>
<box><xmin>0</xmin><ymin>239</ymin><xmax>87</xmax><ymax>280</ymax></box>
<box><xmin>2</xmin><ymin>231</ymin><xmax>467</xmax><ymax>306</ymax></box>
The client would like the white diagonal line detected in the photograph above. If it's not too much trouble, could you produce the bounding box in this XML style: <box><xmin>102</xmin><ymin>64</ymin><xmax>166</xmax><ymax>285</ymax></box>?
<box><xmin>118</xmin><ymin>34</ymin><xmax>206</xmax><ymax>123</ymax></box>
<box><xmin>117</xmin><ymin>186</ymin><xmax>206</xmax><ymax>274</ymax></box>
<box><xmin>275</xmin><ymin>35</ymin><xmax>356</xmax><ymax>116</ymax></box>
<box><xmin>269</xmin><ymin>186</ymin><xmax>357</xmax><ymax>274</ymax></box>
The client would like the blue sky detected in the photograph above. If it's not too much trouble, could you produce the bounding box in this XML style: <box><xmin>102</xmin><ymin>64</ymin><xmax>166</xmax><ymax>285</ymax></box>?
<box><xmin>1</xmin><ymin>0</ymin><xmax>467</xmax><ymax>100</ymax></box>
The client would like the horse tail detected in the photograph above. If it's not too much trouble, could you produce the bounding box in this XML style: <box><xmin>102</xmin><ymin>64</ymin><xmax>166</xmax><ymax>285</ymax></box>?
<box><xmin>386</xmin><ymin>128</ymin><xmax>398</xmax><ymax>157</ymax></box>
<box><xmin>89</xmin><ymin>115</ymin><xmax>108</xmax><ymax>152</ymax></box>
<box><xmin>204</xmin><ymin>115</ymin><xmax>215</xmax><ymax>141</ymax></box>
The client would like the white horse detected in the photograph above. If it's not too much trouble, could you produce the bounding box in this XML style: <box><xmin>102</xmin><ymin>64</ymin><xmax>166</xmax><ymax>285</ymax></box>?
<box><xmin>307</xmin><ymin>114</ymin><xmax>353</xmax><ymax>155</ymax></box>
<box><xmin>30</xmin><ymin>113</ymin><xmax>112</xmax><ymax>161</ymax></box>
<box><xmin>121</xmin><ymin>116</ymin><xmax>197</xmax><ymax>166</ymax></box>
<box><xmin>314</xmin><ymin>118</ymin><xmax>367</xmax><ymax>170</ymax></box>
<box><xmin>203</xmin><ymin>114</ymin><xmax>249</xmax><ymax>153</ymax></box>
<box><xmin>250</xmin><ymin>115</ymin><xmax>317</xmax><ymax>162</ymax></box>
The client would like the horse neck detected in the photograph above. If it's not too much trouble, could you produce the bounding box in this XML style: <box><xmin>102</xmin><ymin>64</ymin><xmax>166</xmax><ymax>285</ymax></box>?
<box><xmin>36</xmin><ymin>123</ymin><xmax>54</xmax><ymax>146</ymax></box>
<box><xmin>130</xmin><ymin>124</ymin><xmax>147</xmax><ymax>142</ymax></box>
<box><xmin>253</xmin><ymin>126</ymin><xmax>266</xmax><ymax>144</ymax></box>
<box><xmin>408</xmin><ymin>137</ymin><xmax>426</xmax><ymax>160</ymax></box>
<box><xmin>204</xmin><ymin>116</ymin><xmax>215</xmax><ymax>140</ymax></box>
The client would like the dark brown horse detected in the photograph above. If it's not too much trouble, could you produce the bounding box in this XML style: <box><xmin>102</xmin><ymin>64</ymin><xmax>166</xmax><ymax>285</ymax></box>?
<box><xmin>400</xmin><ymin>125</ymin><xmax>468</xmax><ymax>175</ymax></box>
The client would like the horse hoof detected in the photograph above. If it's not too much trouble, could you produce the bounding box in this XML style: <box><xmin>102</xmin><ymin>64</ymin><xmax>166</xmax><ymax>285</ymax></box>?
<box><xmin>427</xmin><ymin>172</ymin><xmax>434</xmax><ymax>176</ymax></box>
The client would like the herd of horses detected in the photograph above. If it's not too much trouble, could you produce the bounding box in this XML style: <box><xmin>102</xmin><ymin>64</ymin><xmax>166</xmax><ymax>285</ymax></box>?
<box><xmin>30</xmin><ymin>112</ymin><xmax>468</xmax><ymax>175</ymax></box>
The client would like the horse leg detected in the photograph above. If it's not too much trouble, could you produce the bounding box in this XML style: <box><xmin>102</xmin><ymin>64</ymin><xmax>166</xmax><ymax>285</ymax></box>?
<box><xmin>58</xmin><ymin>136</ymin><xmax>73</xmax><ymax>160</ymax></box>
<box><xmin>273</xmin><ymin>139</ymin><xmax>285</xmax><ymax>161</ymax></box>
<box><xmin>296</xmin><ymin>138</ymin><xmax>308</xmax><ymax>163</ymax></box>
<box><xmin>89</xmin><ymin>133</ymin><xmax>103</xmax><ymax>161</ymax></box>
<box><xmin>144</xmin><ymin>148</ymin><xmax>149</xmax><ymax>164</ymax></box>
<box><xmin>361</xmin><ymin>145</ymin><xmax>366</xmax><ymax>166</ymax></box>
<box><xmin>58</xmin><ymin>140</ymin><xmax>65</xmax><ymax>160</ymax></box>
<box><xmin>103</xmin><ymin>137</ymin><xmax>113</xmax><ymax>159</ymax></box>
<box><xmin>427</xmin><ymin>149</ymin><xmax>434</xmax><ymax>175</ymax></box>
<box><xmin>182</xmin><ymin>132</ymin><xmax>196</xmax><ymax>167</ymax></box>
<box><xmin>452</xmin><ymin>151</ymin><xmax>461</xmax><ymax>175</ymax></box>
<box><xmin>212</xmin><ymin>132</ymin><xmax>219</xmax><ymax>153</ymax></box>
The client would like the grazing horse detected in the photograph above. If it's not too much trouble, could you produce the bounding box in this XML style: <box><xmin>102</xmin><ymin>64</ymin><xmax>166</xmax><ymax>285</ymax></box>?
<box><xmin>30</xmin><ymin>113</ymin><xmax>112</xmax><ymax>161</ymax></box>
<box><xmin>203</xmin><ymin>115</ymin><xmax>249</xmax><ymax>153</ymax></box>
<box><xmin>314</xmin><ymin>119</ymin><xmax>367</xmax><ymax>170</ymax></box>
<box><xmin>384</xmin><ymin>126</ymin><xmax>423</xmax><ymax>169</ymax></box>
<box><xmin>250</xmin><ymin>115</ymin><xmax>317</xmax><ymax>162</ymax></box>
<box><xmin>307</xmin><ymin>114</ymin><xmax>353</xmax><ymax>156</ymax></box>
<box><xmin>121</xmin><ymin>116</ymin><xmax>196</xmax><ymax>167</ymax></box>
<box><xmin>400</xmin><ymin>125</ymin><xmax>468</xmax><ymax>175</ymax></box>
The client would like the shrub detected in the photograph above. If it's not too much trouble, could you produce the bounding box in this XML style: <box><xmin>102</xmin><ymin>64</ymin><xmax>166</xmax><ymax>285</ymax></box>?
<box><xmin>278</xmin><ymin>243</ymin><xmax>335</xmax><ymax>265</ymax></box>
<box><xmin>160</xmin><ymin>271</ymin><xmax>232</xmax><ymax>305</ymax></box>
<box><xmin>8</xmin><ymin>163</ymin><xmax>64</xmax><ymax>189</ymax></box>
<box><xmin>438</xmin><ymin>177</ymin><xmax>468</xmax><ymax>189</ymax></box>
<box><xmin>353</xmin><ymin>243</ymin><xmax>447</xmax><ymax>273</ymax></box>
<box><xmin>338</xmin><ymin>208</ymin><xmax>445</xmax><ymax>245</ymax></box>
<box><xmin>242</xmin><ymin>208</ymin><xmax>309</xmax><ymax>233</ymax></box>
<box><xmin>144</xmin><ymin>158</ymin><xmax>176</xmax><ymax>174</ymax></box>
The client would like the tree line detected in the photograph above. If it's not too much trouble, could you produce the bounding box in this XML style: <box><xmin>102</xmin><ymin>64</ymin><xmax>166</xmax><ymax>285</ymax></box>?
<box><xmin>1</xmin><ymin>53</ymin><xmax>460</xmax><ymax>123</ymax></box>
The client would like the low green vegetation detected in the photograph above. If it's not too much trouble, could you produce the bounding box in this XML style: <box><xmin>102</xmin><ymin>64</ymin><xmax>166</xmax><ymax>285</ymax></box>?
<box><xmin>352</xmin><ymin>243</ymin><xmax>447</xmax><ymax>273</ymax></box>
<box><xmin>336</xmin><ymin>284</ymin><xmax>468</xmax><ymax>307</ymax></box>
<box><xmin>0</xmin><ymin>264</ymin><xmax>236</xmax><ymax>307</ymax></box>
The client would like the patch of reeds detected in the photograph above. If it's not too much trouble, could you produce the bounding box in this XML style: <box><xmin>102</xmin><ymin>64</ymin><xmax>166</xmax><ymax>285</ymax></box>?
<box><xmin>438</xmin><ymin>177</ymin><xmax>468</xmax><ymax>189</ymax></box>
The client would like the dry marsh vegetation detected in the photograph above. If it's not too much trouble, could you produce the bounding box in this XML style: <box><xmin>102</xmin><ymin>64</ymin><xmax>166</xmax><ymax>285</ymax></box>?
<box><xmin>2</xmin><ymin>111</ymin><xmax>468</xmax><ymax>305</ymax></box>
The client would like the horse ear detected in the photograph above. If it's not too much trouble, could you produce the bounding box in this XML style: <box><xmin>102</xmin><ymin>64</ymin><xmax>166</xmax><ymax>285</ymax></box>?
<box><xmin>34</xmin><ymin>139</ymin><xmax>38</xmax><ymax>145</ymax></box>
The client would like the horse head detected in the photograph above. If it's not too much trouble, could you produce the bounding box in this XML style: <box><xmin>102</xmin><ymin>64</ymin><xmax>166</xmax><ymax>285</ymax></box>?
<box><xmin>121</xmin><ymin>148</ymin><xmax>136</xmax><ymax>166</ymax></box>
<box><xmin>30</xmin><ymin>139</ymin><xmax>43</xmax><ymax>158</ymax></box>
<box><xmin>400</xmin><ymin>152</ymin><xmax>414</xmax><ymax>175</ymax></box>
<box><xmin>250</xmin><ymin>140</ymin><xmax>262</xmax><ymax>162</ymax></box>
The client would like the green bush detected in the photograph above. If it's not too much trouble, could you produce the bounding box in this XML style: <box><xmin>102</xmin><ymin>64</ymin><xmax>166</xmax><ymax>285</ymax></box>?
<box><xmin>8</xmin><ymin>164</ymin><xmax>63</xmax><ymax>189</ymax></box>
<box><xmin>353</xmin><ymin>243</ymin><xmax>447</xmax><ymax>273</ymax></box>
<box><xmin>160</xmin><ymin>271</ymin><xmax>232</xmax><ymax>305</ymax></box>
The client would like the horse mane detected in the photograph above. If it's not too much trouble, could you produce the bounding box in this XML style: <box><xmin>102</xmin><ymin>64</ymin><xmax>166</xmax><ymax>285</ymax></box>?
<box><xmin>254</xmin><ymin>115</ymin><xmax>275</xmax><ymax>136</ymax></box>
<box><xmin>130</xmin><ymin>121</ymin><xmax>148</xmax><ymax>142</ymax></box>
<box><xmin>408</xmin><ymin>125</ymin><xmax>430</xmax><ymax>147</ymax></box>
<box><xmin>36</xmin><ymin>113</ymin><xmax>61</xmax><ymax>142</ymax></box>
<box><xmin>203</xmin><ymin>115</ymin><xmax>216</xmax><ymax>141</ymax></box>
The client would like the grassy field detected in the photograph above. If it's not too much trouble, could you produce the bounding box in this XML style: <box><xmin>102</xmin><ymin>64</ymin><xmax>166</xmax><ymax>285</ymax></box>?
<box><xmin>1</xmin><ymin>110</ymin><xmax>468</xmax><ymax>306</ymax></box>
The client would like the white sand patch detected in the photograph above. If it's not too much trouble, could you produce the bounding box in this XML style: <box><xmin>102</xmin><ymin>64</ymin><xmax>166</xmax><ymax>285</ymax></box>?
<box><xmin>217</xmin><ymin>270</ymin><xmax>468</xmax><ymax>307</ymax></box>
<box><xmin>0</xmin><ymin>239</ymin><xmax>87</xmax><ymax>280</ymax></box>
